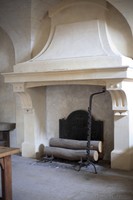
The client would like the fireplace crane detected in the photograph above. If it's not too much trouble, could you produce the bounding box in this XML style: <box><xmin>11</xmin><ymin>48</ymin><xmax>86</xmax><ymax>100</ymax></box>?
<box><xmin>77</xmin><ymin>87</ymin><xmax>106</xmax><ymax>174</ymax></box>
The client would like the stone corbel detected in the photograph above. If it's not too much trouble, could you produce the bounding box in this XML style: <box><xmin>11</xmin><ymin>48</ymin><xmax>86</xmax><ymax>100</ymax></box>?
<box><xmin>13</xmin><ymin>83</ymin><xmax>33</xmax><ymax>113</ymax></box>
<box><xmin>106</xmin><ymin>81</ymin><xmax>128</xmax><ymax>116</ymax></box>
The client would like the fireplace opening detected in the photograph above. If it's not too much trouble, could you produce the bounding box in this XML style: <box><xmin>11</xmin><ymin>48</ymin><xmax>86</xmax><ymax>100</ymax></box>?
<box><xmin>59</xmin><ymin>110</ymin><xmax>103</xmax><ymax>142</ymax></box>
<box><xmin>43</xmin><ymin>85</ymin><xmax>113</xmax><ymax>165</ymax></box>
<box><xmin>43</xmin><ymin>109</ymin><xmax>104</xmax><ymax>165</ymax></box>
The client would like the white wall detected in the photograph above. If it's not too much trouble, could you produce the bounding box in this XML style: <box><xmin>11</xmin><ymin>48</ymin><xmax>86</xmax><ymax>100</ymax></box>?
<box><xmin>108</xmin><ymin>0</ymin><xmax>133</xmax><ymax>34</ymax></box>
<box><xmin>0</xmin><ymin>0</ymin><xmax>31</xmax><ymax>147</ymax></box>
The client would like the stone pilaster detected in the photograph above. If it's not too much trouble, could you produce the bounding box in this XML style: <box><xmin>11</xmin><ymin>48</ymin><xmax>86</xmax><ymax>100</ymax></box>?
<box><xmin>107</xmin><ymin>81</ymin><xmax>133</xmax><ymax>170</ymax></box>
<box><xmin>13</xmin><ymin>83</ymin><xmax>46</xmax><ymax>158</ymax></box>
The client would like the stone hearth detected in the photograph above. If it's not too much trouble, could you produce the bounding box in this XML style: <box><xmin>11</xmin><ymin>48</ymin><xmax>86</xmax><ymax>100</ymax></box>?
<box><xmin>2</xmin><ymin>0</ymin><xmax>133</xmax><ymax>170</ymax></box>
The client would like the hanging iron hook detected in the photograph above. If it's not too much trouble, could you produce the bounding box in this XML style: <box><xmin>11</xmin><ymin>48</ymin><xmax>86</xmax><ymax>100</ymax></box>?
<box><xmin>78</xmin><ymin>87</ymin><xmax>106</xmax><ymax>174</ymax></box>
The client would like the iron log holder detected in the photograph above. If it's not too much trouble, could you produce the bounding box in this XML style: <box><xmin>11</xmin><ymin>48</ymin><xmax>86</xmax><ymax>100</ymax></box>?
<box><xmin>77</xmin><ymin>87</ymin><xmax>106</xmax><ymax>173</ymax></box>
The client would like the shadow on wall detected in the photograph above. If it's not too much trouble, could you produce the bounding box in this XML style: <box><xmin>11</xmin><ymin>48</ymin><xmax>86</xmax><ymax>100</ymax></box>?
<box><xmin>0</xmin><ymin>26</ymin><xmax>15</xmax><ymax>73</ymax></box>
<box><xmin>36</xmin><ymin>144</ymin><xmax>45</xmax><ymax>160</ymax></box>
<box><xmin>0</xmin><ymin>26</ymin><xmax>16</xmax><ymax>146</ymax></box>
<box><xmin>0</xmin><ymin>26</ymin><xmax>15</xmax><ymax>123</ymax></box>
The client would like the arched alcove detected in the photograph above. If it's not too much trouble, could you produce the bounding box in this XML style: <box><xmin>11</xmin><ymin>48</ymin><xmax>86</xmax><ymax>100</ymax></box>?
<box><xmin>0</xmin><ymin>26</ymin><xmax>16</xmax><ymax>145</ymax></box>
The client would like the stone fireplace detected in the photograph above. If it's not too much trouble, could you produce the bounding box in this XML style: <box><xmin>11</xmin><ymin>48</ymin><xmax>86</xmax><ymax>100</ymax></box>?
<box><xmin>2</xmin><ymin>0</ymin><xmax>133</xmax><ymax>170</ymax></box>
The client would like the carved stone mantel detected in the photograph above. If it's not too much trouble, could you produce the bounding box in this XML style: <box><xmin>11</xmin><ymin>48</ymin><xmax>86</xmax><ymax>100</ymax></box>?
<box><xmin>3</xmin><ymin>66</ymin><xmax>132</xmax><ymax>117</ymax></box>
<box><xmin>3</xmin><ymin>65</ymin><xmax>132</xmax><ymax>85</ymax></box>
<box><xmin>2</xmin><ymin>66</ymin><xmax>133</xmax><ymax>118</ymax></box>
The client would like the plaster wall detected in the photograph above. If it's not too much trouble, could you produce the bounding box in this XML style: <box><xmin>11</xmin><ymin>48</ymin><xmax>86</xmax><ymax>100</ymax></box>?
<box><xmin>0</xmin><ymin>27</ymin><xmax>17</xmax><ymax>146</ymax></box>
<box><xmin>31</xmin><ymin>0</ymin><xmax>61</xmax><ymax>57</ymax></box>
<box><xmin>0</xmin><ymin>0</ymin><xmax>31</xmax><ymax>63</ymax></box>
<box><xmin>108</xmin><ymin>0</ymin><xmax>133</xmax><ymax>34</ymax></box>
<box><xmin>0</xmin><ymin>0</ymin><xmax>31</xmax><ymax>147</ymax></box>
<box><xmin>0</xmin><ymin>28</ymin><xmax>15</xmax><ymax>120</ymax></box>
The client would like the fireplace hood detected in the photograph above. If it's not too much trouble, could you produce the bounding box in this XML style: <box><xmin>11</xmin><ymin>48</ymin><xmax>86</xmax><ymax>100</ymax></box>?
<box><xmin>3</xmin><ymin>0</ymin><xmax>133</xmax><ymax>85</ymax></box>
<box><xmin>2</xmin><ymin>0</ymin><xmax>133</xmax><ymax>170</ymax></box>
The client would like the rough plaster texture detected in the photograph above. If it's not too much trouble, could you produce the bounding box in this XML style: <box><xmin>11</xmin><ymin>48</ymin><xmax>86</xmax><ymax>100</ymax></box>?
<box><xmin>108</xmin><ymin>0</ymin><xmax>133</xmax><ymax>35</ymax></box>
<box><xmin>31</xmin><ymin>0</ymin><xmax>61</xmax><ymax>57</ymax></box>
<box><xmin>0</xmin><ymin>27</ymin><xmax>16</xmax><ymax>146</ymax></box>
<box><xmin>0</xmin><ymin>0</ymin><xmax>31</xmax><ymax>147</ymax></box>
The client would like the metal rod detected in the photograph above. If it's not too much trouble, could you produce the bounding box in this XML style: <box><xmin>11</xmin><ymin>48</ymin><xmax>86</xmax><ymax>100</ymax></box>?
<box><xmin>87</xmin><ymin>87</ymin><xmax>106</xmax><ymax>156</ymax></box>
<box><xmin>78</xmin><ymin>87</ymin><xmax>106</xmax><ymax>173</ymax></box>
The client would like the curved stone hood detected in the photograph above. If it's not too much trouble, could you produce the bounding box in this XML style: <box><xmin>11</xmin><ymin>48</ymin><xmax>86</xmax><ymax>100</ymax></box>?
<box><xmin>3</xmin><ymin>0</ymin><xmax>133</xmax><ymax>84</ymax></box>
<box><xmin>2</xmin><ymin>0</ymin><xmax>133</xmax><ymax>170</ymax></box>
<box><xmin>3</xmin><ymin>0</ymin><xmax>133</xmax><ymax>86</ymax></box>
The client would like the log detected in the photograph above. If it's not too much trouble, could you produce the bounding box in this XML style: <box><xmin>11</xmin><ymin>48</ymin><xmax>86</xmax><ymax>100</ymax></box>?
<box><xmin>44</xmin><ymin>146</ymin><xmax>99</xmax><ymax>161</ymax></box>
<box><xmin>90</xmin><ymin>141</ymin><xmax>102</xmax><ymax>153</ymax></box>
<box><xmin>49</xmin><ymin>138</ymin><xmax>102</xmax><ymax>153</ymax></box>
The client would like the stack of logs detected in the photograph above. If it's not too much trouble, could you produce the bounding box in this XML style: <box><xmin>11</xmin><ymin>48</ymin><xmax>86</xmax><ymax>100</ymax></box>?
<box><xmin>44</xmin><ymin>138</ymin><xmax>103</xmax><ymax>162</ymax></box>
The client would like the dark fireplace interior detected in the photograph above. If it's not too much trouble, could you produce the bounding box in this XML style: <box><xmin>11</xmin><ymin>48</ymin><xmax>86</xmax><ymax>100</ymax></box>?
<box><xmin>41</xmin><ymin>109</ymin><xmax>104</xmax><ymax>165</ymax></box>
<box><xmin>59</xmin><ymin>110</ymin><xmax>104</xmax><ymax>142</ymax></box>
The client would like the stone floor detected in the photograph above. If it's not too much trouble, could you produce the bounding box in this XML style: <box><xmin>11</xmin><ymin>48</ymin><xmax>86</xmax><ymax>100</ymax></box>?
<box><xmin>1</xmin><ymin>155</ymin><xmax>133</xmax><ymax>200</ymax></box>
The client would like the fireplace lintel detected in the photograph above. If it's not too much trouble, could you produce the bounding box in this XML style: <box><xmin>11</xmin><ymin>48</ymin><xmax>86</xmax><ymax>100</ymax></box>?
<box><xmin>2</xmin><ymin>65</ymin><xmax>133</xmax><ymax>86</ymax></box>
<box><xmin>2</xmin><ymin>65</ymin><xmax>132</xmax><ymax>116</ymax></box>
